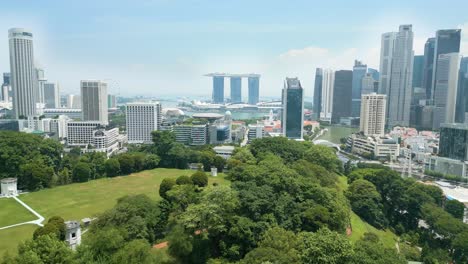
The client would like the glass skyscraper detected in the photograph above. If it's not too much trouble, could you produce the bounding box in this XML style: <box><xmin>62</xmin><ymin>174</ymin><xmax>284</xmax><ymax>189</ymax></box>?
<box><xmin>332</xmin><ymin>70</ymin><xmax>352</xmax><ymax>124</ymax></box>
<box><xmin>230</xmin><ymin>77</ymin><xmax>241</xmax><ymax>103</ymax></box>
<box><xmin>439</xmin><ymin>123</ymin><xmax>468</xmax><ymax>161</ymax></box>
<box><xmin>455</xmin><ymin>57</ymin><xmax>468</xmax><ymax>123</ymax></box>
<box><xmin>423</xmin><ymin>38</ymin><xmax>435</xmax><ymax>100</ymax></box>
<box><xmin>313</xmin><ymin>68</ymin><xmax>323</xmax><ymax>120</ymax></box>
<box><xmin>2</xmin><ymin>73</ymin><xmax>10</xmax><ymax>86</ymax></box>
<box><xmin>351</xmin><ymin>60</ymin><xmax>367</xmax><ymax>117</ymax></box>
<box><xmin>212</xmin><ymin>76</ymin><xmax>224</xmax><ymax>104</ymax></box>
<box><xmin>282</xmin><ymin>77</ymin><xmax>304</xmax><ymax>139</ymax></box>
<box><xmin>248</xmin><ymin>77</ymin><xmax>259</xmax><ymax>105</ymax></box>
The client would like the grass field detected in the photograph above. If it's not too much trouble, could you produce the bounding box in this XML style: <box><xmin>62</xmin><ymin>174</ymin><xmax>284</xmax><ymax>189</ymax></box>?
<box><xmin>0</xmin><ymin>198</ymin><xmax>36</xmax><ymax>228</ymax></box>
<box><xmin>338</xmin><ymin>176</ymin><xmax>398</xmax><ymax>248</ymax></box>
<box><xmin>0</xmin><ymin>168</ymin><xmax>229</xmax><ymax>258</ymax></box>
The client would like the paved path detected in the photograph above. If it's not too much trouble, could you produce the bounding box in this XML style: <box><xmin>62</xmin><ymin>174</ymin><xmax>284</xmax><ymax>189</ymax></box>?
<box><xmin>0</xmin><ymin>196</ymin><xmax>45</xmax><ymax>230</ymax></box>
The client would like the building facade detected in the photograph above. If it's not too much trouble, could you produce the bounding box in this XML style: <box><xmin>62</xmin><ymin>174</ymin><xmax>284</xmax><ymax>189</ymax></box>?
<box><xmin>378</xmin><ymin>32</ymin><xmax>397</xmax><ymax>96</ymax></box>
<box><xmin>360</xmin><ymin>93</ymin><xmax>386</xmax><ymax>136</ymax></box>
<box><xmin>230</xmin><ymin>77</ymin><xmax>241</xmax><ymax>103</ymax></box>
<box><xmin>313</xmin><ymin>68</ymin><xmax>323</xmax><ymax>120</ymax></box>
<box><xmin>43</xmin><ymin>82</ymin><xmax>60</xmax><ymax>108</ymax></box>
<box><xmin>81</xmin><ymin>80</ymin><xmax>108</xmax><ymax>125</ymax></box>
<box><xmin>282</xmin><ymin>77</ymin><xmax>304</xmax><ymax>139</ymax></box>
<box><xmin>320</xmin><ymin>69</ymin><xmax>335</xmax><ymax>123</ymax></box>
<box><xmin>351</xmin><ymin>60</ymin><xmax>367</xmax><ymax>117</ymax></box>
<box><xmin>423</xmin><ymin>38</ymin><xmax>436</xmax><ymax>100</ymax></box>
<box><xmin>438</xmin><ymin>123</ymin><xmax>468</xmax><ymax>161</ymax></box>
<box><xmin>9</xmin><ymin>28</ymin><xmax>37</xmax><ymax>118</ymax></box>
<box><xmin>212</xmin><ymin>76</ymin><xmax>224</xmax><ymax>104</ymax></box>
<box><xmin>126</xmin><ymin>102</ymin><xmax>161</xmax><ymax>144</ymax></box>
<box><xmin>332</xmin><ymin>70</ymin><xmax>352</xmax><ymax>124</ymax></box>
<box><xmin>248</xmin><ymin>76</ymin><xmax>260</xmax><ymax>105</ymax></box>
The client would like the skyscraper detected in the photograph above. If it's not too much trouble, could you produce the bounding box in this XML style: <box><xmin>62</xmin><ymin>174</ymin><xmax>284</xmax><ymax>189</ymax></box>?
<box><xmin>455</xmin><ymin>57</ymin><xmax>468</xmax><ymax>123</ymax></box>
<box><xmin>412</xmin><ymin>55</ymin><xmax>424</xmax><ymax>90</ymax></box>
<box><xmin>320</xmin><ymin>69</ymin><xmax>335</xmax><ymax>123</ymax></box>
<box><xmin>2</xmin><ymin>73</ymin><xmax>10</xmax><ymax>85</ymax></box>
<box><xmin>9</xmin><ymin>28</ymin><xmax>37</xmax><ymax>118</ymax></box>
<box><xmin>212</xmin><ymin>76</ymin><xmax>224</xmax><ymax>104</ymax></box>
<box><xmin>35</xmin><ymin>68</ymin><xmax>46</xmax><ymax>104</ymax></box>
<box><xmin>43</xmin><ymin>82</ymin><xmax>60</xmax><ymax>108</ymax></box>
<box><xmin>230</xmin><ymin>77</ymin><xmax>241</xmax><ymax>103</ymax></box>
<box><xmin>430</xmin><ymin>30</ymin><xmax>461</xmax><ymax>98</ymax></box>
<box><xmin>81</xmin><ymin>80</ymin><xmax>108</xmax><ymax>125</ymax></box>
<box><xmin>385</xmin><ymin>25</ymin><xmax>414</xmax><ymax>127</ymax></box>
<box><xmin>432</xmin><ymin>53</ymin><xmax>461</xmax><ymax>130</ymax></box>
<box><xmin>282</xmin><ymin>77</ymin><xmax>304</xmax><ymax>139</ymax></box>
<box><xmin>423</xmin><ymin>38</ymin><xmax>435</xmax><ymax>100</ymax></box>
<box><xmin>360</xmin><ymin>93</ymin><xmax>386</xmax><ymax>136</ymax></box>
<box><xmin>108</xmin><ymin>94</ymin><xmax>117</xmax><ymax>109</ymax></box>
<box><xmin>439</xmin><ymin>123</ymin><xmax>468</xmax><ymax>161</ymax></box>
<box><xmin>67</xmin><ymin>94</ymin><xmax>81</xmax><ymax>109</ymax></box>
<box><xmin>351</xmin><ymin>60</ymin><xmax>367</xmax><ymax>117</ymax></box>
<box><xmin>378</xmin><ymin>32</ymin><xmax>397</xmax><ymax>95</ymax></box>
<box><xmin>361</xmin><ymin>73</ymin><xmax>376</xmax><ymax>95</ymax></box>
<box><xmin>332</xmin><ymin>70</ymin><xmax>352</xmax><ymax>124</ymax></box>
<box><xmin>126</xmin><ymin>102</ymin><xmax>161</xmax><ymax>144</ymax></box>
<box><xmin>313</xmin><ymin>68</ymin><xmax>323</xmax><ymax>120</ymax></box>
<box><xmin>248</xmin><ymin>76</ymin><xmax>260</xmax><ymax>105</ymax></box>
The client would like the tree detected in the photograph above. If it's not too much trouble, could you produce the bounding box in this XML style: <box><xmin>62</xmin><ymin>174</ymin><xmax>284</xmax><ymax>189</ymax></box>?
<box><xmin>351</xmin><ymin>232</ymin><xmax>406</xmax><ymax>264</ymax></box>
<box><xmin>213</xmin><ymin>156</ymin><xmax>226</xmax><ymax>172</ymax></box>
<box><xmin>159</xmin><ymin>178</ymin><xmax>176</xmax><ymax>200</ymax></box>
<box><xmin>199</xmin><ymin>151</ymin><xmax>215</xmax><ymax>172</ymax></box>
<box><xmin>76</xmin><ymin>227</ymin><xmax>126</xmax><ymax>263</ymax></box>
<box><xmin>167</xmin><ymin>225</ymin><xmax>193</xmax><ymax>263</ymax></box>
<box><xmin>191</xmin><ymin>171</ymin><xmax>208</xmax><ymax>187</ymax></box>
<box><xmin>105</xmin><ymin>158</ymin><xmax>121</xmax><ymax>177</ymax></box>
<box><xmin>304</xmin><ymin>145</ymin><xmax>341</xmax><ymax>172</ymax></box>
<box><xmin>346</xmin><ymin>179</ymin><xmax>387</xmax><ymax>228</ymax></box>
<box><xmin>298</xmin><ymin>228</ymin><xmax>353</xmax><ymax>264</ymax></box>
<box><xmin>117</xmin><ymin>154</ymin><xmax>135</xmax><ymax>174</ymax></box>
<box><xmin>15</xmin><ymin>235</ymin><xmax>74</xmax><ymax>264</ymax></box>
<box><xmin>19</xmin><ymin>158</ymin><xmax>55</xmax><ymax>190</ymax></box>
<box><xmin>72</xmin><ymin>162</ymin><xmax>91</xmax><ymax>183</ymax></box>
<box><xmin>445</xmin><ymin>199</ymin><xmax>465</xmax><ymax>220</ymax></box>
<box><xmin>176</xmin><ymin>175</ymin><xmax>193</xmax><ymax>185</ymax></box>
<box><xmin>111</xmin><ymin>240</ymin><xmax>154</xmax><ymax>264</ymax></box>
<box><xmin>249</xmin><ymin>137</ymin><xmax>310</xmax><ymax>163</ymax></box>
<box><xmin>131</xmin><ymin>152</ymin><xmax>146</xmax><ymax>172</ymax></box>
<box><xmin>33</xmin><ymin>216</ymin><xmax>66</xmax><ymax>241</ymax></box>
<box><xmin>143</xmin><ymin>154</ymin><xmax>160</xmax><ymax>170</ymax></box>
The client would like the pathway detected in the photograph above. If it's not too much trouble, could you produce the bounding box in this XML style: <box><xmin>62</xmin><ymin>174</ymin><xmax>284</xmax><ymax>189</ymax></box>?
<box><xmin>0</xmin><ymin>196</ymin><xmax>45</xmax><ymax>230</ymax></box>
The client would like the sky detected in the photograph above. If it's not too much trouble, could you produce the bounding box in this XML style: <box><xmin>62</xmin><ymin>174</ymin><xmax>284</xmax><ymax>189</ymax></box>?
<box><xmin>1</xmin><ymin>0</ymin><xmax>468</xmax><ymax>99</ymax></box>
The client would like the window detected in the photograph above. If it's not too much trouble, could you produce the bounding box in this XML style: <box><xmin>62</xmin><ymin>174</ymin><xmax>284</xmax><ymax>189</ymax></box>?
<box><xmin>72</xmin><ymin>232</ymin><xmax>76</xmax><ymax>238</ymax></box>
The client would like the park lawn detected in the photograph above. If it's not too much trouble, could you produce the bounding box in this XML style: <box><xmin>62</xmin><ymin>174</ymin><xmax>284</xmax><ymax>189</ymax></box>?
<box><xmin>338</xmin><ymin>176</ymin><xmax>398</xmax><ymax>249</ymax></box>
<box><xmin>1</xmin><ymin>168</ymin><xmax>229</xmax><ymax>258</ymax></box>
<box><xmin>0</xmin><ymin>224</ymin><xmax>37</xmax><ymax>258</ymax></box>
<box><xmin>0</xmin><ymin>198</ymin><xmax>36</xmax><ymax>228</ymax></box>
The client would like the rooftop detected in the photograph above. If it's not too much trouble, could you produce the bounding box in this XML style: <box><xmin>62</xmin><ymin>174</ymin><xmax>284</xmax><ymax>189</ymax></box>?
<box><xmin>204</xmin><ymin>73</ymin><xmax>261</xmax><ymax>78</ymax></box>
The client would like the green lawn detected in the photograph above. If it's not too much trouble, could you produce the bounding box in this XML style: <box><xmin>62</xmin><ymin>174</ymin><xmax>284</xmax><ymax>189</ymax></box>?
<box><xmin>0</xmin><ymin>225</ymin><xmax>37</xmax><ymax>258</ymax></box>
<box><xmin>338</xmin><ymin>176</ymin><xmax>398</xmax><ymax>249</ymax></box>
<box><xmin>0</xmin><ymin>168</ymin><xmax>229</xmax><ymax>258</ymax></box>
<box><xmin>0</xmin><ymin>198</ymin><xmax>36</xmax><ymax>228</ymax></box>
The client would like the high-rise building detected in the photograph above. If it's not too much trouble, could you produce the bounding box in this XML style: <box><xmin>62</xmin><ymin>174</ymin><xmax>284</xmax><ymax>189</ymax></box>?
<box><xmin>282</xmin><ymin>77</ymin><xmax>304</xmax><ymax>139</ymax></box>
<box><xmin>439</xmin><ymin>123</ymin><xmax>468</xmax><ymax>161</ymax></box>
<box><xmin>313</xmin><ymin>68</ymin><xmax>323</xmax><ymax>120</ymax></box>
<box><xmin>126</xmin><ymin>102</ymin><xmax>161</xmax><ymax>144</ymax></box>
<box><xmin>43</xmin><ymin>82</ymin><xmax>60</xmax><ymax>108</ymax></box>
<box><xmin>368</xmin><ymin>68</ymin><xmax>380</xmax><ymax>82</ymax></box>
<box><xmin>212</xmin><ymin>76</ymin><xmax>224</xmax><ymax>104</ymax></box>
<box><xmin>361</xmin><ymin>73</ymin><xmax>376</xmax><ymax>95</ymax></box>
<box><xmin>80</xmin><ymin>80</ymin><xmax>108</xmax><ymax>125</ymax></box>
<box><xmin>412</xmin><ymin>55</ymin><xmax>424</xmax><ymax>89</ymax></box>
<box><xmin>67</xmin><ymin>94</ymin><xmax>81</xmax><ymax>109</ymax></box>
<box><xmin>423</xmin><ymin>38</ymin><xmax>436</xmax><ymax>100</ymax></box>
<box><xmin>378</xmin><ymin>32</ymin><xmax>397</xmax><ymax>95</ymax></box>
<box><xmin>248</xmin><ymin>76</ymin><xmax>260</xmax><ymax>105</ymax></box>
<box><xmin>230</xmin><ymin>77</ymin><xmax>241</xmax><ymax>103</ymax></box>
<box><xmin>385</xmin><ymin>25</ymin><xmax>414</xmax><ymax>127</ymax></box>
<box><xmin>108</xmin><ymin>94</ymin><xmax>117</xmax><ymax>109</ymax></box>
<box><xmin>431</xmin><ymin>29</ymin><xmax>461</xmax><ymax>98</ymax></box>
<box><xmin>3</xmin><ymin>73</ymin><xmax>10</xmax><ymax>86</ymax></box>
<box><xmin>351</xmin><ymin>60</ymin><xmax>367</xmax><ymax>117</ymax></box>
<box><xmin>332</xmin><ymin>70</ymin><xmax>352</xmax><ymax>124</ymax></box>
<box><xmin>360</xmin><ymin>93</ymin><xmax>386</xmax><ymax>136</ymax></box>
<box><xmin>456</xmin><ymin>58</ymin><xmax>468</xmax><ymax>123</ymax></box>
<box><xmin>432</xmin><ymin>53</ymin><xmax>461</xmax><ymax>130</ymax></box>
<box><xmin>35</xmin><ymin>68</ymin><xmax>46</xmax><ymax>104</ymax></box>
<box><xmin>9</xmin><ymin>28</ymin><xmax>37</xmax><ymax>118</ymax></box>
<box><xmin>320</xmin><ymin>69</ymin><xmax>335</xmax><ymax>123</ymax></box>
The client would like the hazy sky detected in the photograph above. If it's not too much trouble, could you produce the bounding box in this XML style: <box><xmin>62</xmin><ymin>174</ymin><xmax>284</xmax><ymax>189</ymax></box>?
<box><xmin>1</xmin><ymin>0</ymin><xmax>468</xmax><ymax>99</ymax></box>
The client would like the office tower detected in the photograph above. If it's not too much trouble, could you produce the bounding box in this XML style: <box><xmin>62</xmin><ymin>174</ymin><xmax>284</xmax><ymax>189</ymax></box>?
<box><xmin>108</xmin><ymin>94</ymin><xmax>117</xmax><ymax>109</ymax></box>
<box><xmin>320</xmin><ymin>69</ymin><xmax>335</xmax><ymax>123</ymax></box>
<box><xmin>423</xmin><ymin>38</ymin><xmax>436</xmax><ymax>100</ymax></box>
<box><xmin>432</xmin><ymin>53</ymin><xmax>461</xmax><ymax>130</ymax></box>
<box><xmin>80</xmin><ymin>80</ymin><xmax>108</xmax><ymax>125</ymax></box>
<box><xmin>35</xmin><ymin>68</ymin><xmax>46</xmax><ymax>104</ymax></box>
<box><xmin>282</xmin><ymin>77</ymin><xmax>304</xmax><ymax>139</ymax></box>
<box><xmin>248</xmin><ymin>76</ymin><xmax>260</xmax><ymax>105</ymax></box>
<box><xmin>230</xmin><ymin>77</ymin><xmax>241</xmax><ymax>103</ymax></box>
<box><xmin>455</xmin><ymin>57</ymin><xmax>468</xmax><ymax>123</ymax></box>
<box><xmin>351</xmin><ymin>60</ymin><xmax>367</xmax><ymax>117</ymax></box>
<box><xmin>313</xmin><ymin>68</ymin><xmax>323</xmax><ymax>120</ymax></box>
<box><xmin>378</xmin><ymin>32</ymin><xmax>397</xmax><ymax>95</ymax></box>
<box><xmin>431</xmin><ymin>29</ymin><xmax>461</xmax><ymax>98</ymax></box>
<box><xmin>360</xmin><ymin>93</ymin><xmax>386</xmax><ymax>136</ymax></box>
<box><xmin>412</xmin><ymin>55</ymin><xmax>424</xmax><ymax>89</ymax></box>
<box><xmin>126</xmin><ymin>102</ymin><xmax>161</xmax><ymax>144</ymax></box>
<box><xmin>332</xmin><ymin>70</ymin><xmax>352</xmax><ymax>124</ymax></box>
<box><xmin>368</xmin><ymin>68</ymin><xmax>380</xmax><ymax>82</ymax></box>
<box><xmin>67</xmin><ymin>94</ymin><xmax>81</xmax><ymax>109</ymax></box>
<box><xmin>9</xmin><ymin>28</ymin><xmax>37</xmax><ymax>118</ymax></box>
<box><xmin>361</xmin><ymin>73</ymin><xmax>376</xmax><ymax>95</ymax></box>
<box><xmin>439</xmin><ymin>123</ymin><xmax>468</xmax><ymax>161</ymax></box>
<box><xmin>3</xmin><ymin>73</ymin><xmax>10</xmax><ymax>85</ymax></box>
<box><xmin>386</xmin><ymin>25</ymin><xmax>414</xmax><ymax>127</ymax></box>
<box><xmin>43</xmin><ymin>82</ymin><xmax>60</xmax><ymax>108</ymax></box>
<box><xmin>1</xmin><ymin>73</ymin><xmax>12</xmax><ymax>102</ymax></box>
<box><xmin>212</xmin><ymin>76</ymin><xmax>224</xmax><ymax>104</ymax></box>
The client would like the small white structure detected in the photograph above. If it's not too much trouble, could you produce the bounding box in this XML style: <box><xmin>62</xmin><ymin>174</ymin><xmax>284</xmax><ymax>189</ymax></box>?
<box><xmin>211</xmin><ymin>167</ymin><xmax>218</xmax><ymax>177</ymax></box>
<box><xmin>65</xmin><ymin>220</ymin><xmax>81</xmax><ymax>250</ymax></box>
<box><xmin>213</xmin><ymin>145</ymin><xmax>235</xmax><ymax>159</ymax></box>
<box><xmin>1</xmin><ymin>178</ymin><xmax>18</xmax><ymax>197</ymax></box>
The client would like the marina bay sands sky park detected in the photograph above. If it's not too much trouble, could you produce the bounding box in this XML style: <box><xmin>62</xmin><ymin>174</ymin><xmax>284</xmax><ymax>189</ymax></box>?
<box><xmin>204</xmin><ymin>73</ymin><xmax>261</xmax><ymax>105</ymax></box>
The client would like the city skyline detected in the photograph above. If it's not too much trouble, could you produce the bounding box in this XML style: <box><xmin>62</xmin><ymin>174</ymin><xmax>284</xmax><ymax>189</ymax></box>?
<box><xmin>0</xmin><ymin>1</ymin><xmax>468</xmax><ymax>97</ymax></box>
